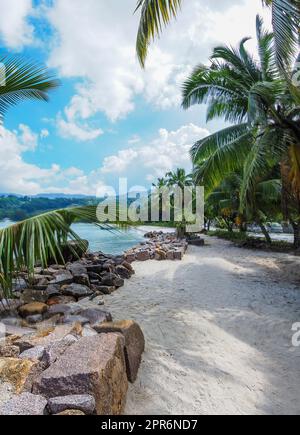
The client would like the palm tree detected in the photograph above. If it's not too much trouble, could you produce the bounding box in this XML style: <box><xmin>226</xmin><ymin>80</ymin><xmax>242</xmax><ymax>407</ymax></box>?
<box><xmin>166</xmin><ymin>168</ymin><xmax>193</xmax><ymax>188</ymax></box>
<box><xmin>135</xmin><ymin>0</ymin><xmax>299</xmax><ymax>70</ymax></box>
<box><xmin>0</xmin><ymin>54</ymin><xmax>60</xmax><ymax>122</ymax></box>
<box><xmin>182</xmin><ymin>17</ymin><xmax>300</xmax><ymax>247</ymax></box>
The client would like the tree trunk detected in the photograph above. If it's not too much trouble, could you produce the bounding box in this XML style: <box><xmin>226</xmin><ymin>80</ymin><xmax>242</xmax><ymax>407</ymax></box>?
<box><xmin>292</xmin><ymin>221</ymin><xmax>300</xmax><ymax>249</ymax></box>
<box><xmin>258</xmin><ymin>222</ymin><xmax>272</xmax><ymax>245</ymax></box>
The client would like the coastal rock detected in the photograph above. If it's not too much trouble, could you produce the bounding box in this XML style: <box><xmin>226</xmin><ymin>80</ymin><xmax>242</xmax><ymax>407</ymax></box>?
<box><xmin>45</xmin><ymin>285</ymin><xmax>61</xmax><ymax>299</ymax></box>
<box><xmin>80</xmin><ymin>308</ymin><xmax>112</xmax><ymax>326</ymax></box>
<box><xmin>21</xmin><ymin>289</ymin><xmax>49</xmax><ymax>304</ymax></box>
<box><xmin>33</xmin><ymin>334</ymin><xmax>128</xmax><ymax>415</ymax></box>
<box><xmin>0</xmin><ymin>345</ymin><xmax>20</xmax><ymax>358</ymax></box>
<box><xmin>55</xmin><ymin>409</ymin><xmax>85</xmax><ymax>416</ymax></box>
<box><xmin>19</xmin><ymin>346</ymin><xmax>47</xmax><ymax>364</ymax></box>
<box><xmin>122</xmin><ymin>261</ymin><xmax>135</xmax><ymax>274</ymax></box>
<box><xmin>0</xmin><ymin>392</ymin><xmax>47</xmax><ymax>416</ymax></box>
<box><xmin>46</xmin><ymin>304</ymin><xmax>73</xmax><ymax>318</ymax></box>
<box><xmin>101</xmin><ymin>273</ymin><xmax>124</xmax><ymax>288</ymax></box>
<box><xmin>0</xmin><ymin>358</ymin><xmax>38</xmax><ymax>393</ymax></box>
<box><xmin>86</xmin><ymin>265</ymin><xmax>103</xmax><ymax>275</ymax></box>
<box><xmin>47</xmin><ymin>295</ymin><xmax>76</xmax><ymax>306</ymax></box>
<box><xmin>47</xmin><ymin>394</ymin><xmax>96</xmax><ymax>415</ymax></box>
<box><xmin>135</xmin><ymin>251</ymin><xmax>150</xmax><ymax>262</ymax></box>
<box><xmin>94</xmin><ymin>320</ymin><xmax>145</xmax><ymax>383</ymax></box>
<box><xmin>27</xmin><ymin>315</ymin><xmax>43</xmax><ymax>324</ymax></box>
<box><xmin>45</xmin><ymin>334</ymin><xmax>78</xmax><ymax>366</ymax></box>
<box><xmin>62</xmin><ymin>315</ymin><xmax>90</xmax><ymax>326</ymax></box>
<box><xmin>91</xmin><ymin>285</ymin><xmax>116</xmax><ymax>295</ymax></box>
<box><xmin>115</xmin><ymin>266</ymin><xmax>132</xmax><ymax>280</ymax></box>
<box><xmin>61</xmin><ymin>283</ymin><xmax>93</xmax><ymax>299</ymax></box>
<box><xmin>49</xmin><ymin>271</ymin><xmax>73</xmax><ymax>286</ymax></box>
<box><xmin>18</xmin><ymin>302</ymin><xmax>48</xmax><ymax>318</ymax></box>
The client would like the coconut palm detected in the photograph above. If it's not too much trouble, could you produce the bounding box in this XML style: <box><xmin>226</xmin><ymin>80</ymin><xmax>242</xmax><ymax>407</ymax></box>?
<box><xmin>0</xmin><ymin>54</ymin><xmax>60</xmax><ymax>123</ymax></box>
<box><xmin>135</xmin><ymin>0</ymin><xmax>299</xmax><ymax>70</ymax></box>
<box><xmin>166</xmin><ymin>168</ymin><xmax>193</xmax><ymax>188</ymax></box>
<box><xmin>182</xmin><ymin>17</ymin><xmax>300</xmax><ymax>246</ymax></box>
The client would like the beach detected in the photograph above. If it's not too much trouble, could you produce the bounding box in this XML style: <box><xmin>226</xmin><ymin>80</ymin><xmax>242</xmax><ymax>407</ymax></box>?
<box><xmin>103</xmin><ymin>236</ymin><xmax>300</xmax><ymax>415</ymax></box>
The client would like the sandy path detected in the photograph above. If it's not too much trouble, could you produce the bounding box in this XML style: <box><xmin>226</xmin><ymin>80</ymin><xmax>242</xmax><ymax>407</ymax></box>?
<box><xmin>105</xmin><ymin>236</ymin><xmax>300</xmax><ymax>415</ymax></box>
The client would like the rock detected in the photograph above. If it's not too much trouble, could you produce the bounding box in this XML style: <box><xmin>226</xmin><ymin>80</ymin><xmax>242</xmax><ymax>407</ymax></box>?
<box><xmin>48</xmin><ymin>394</ymin><xmax>96</xmax><ymax>415</ymax></box>
<box><xmin>55</xmin><ymin>409</ymin><xmax>85</xmax><ymax>416</ymax></box>
<box><xmin>45</xmin><ymin>334</ymin><xmax>78</xmax><ymax>366</ymax></box>
<box><xmin>166</xmin><ymin>251</ymin><xmax>175</xmax><ymax>260</ymax></box>
<box><xmin>95</xmin><ymin>320</ymin><xmax>145</xmax><ymax>383</ymax></box>
<box><xmin>91</xmin><ymin>285</ymin><xmax>116</xmax><ymax>295</ymax></box>
<box><xmin>0</xmin><ymin>392</ymin><xmax>47</xmax><ymax>415</ymax></box>
<box><xmin>124</xmin><ymin>253</ymin><xmax>136</xmax><ymax>263</ymax></box>
<box><xmin>82</xmin><ymin>325</ymin><xmax>98</xmax><ymax>337</ymax></box>
<box><xmin>80</xmin><ymin>308</ymin><xmax>112</xmax><ymax>326</ymax></box>
<box><xmin>46</xmin><ymin>304</ymin><xmax>73</xmax><ymax>318</ymax></box>
<box><xmin>49</xmin><ymin>271</ymin><xmax>73</xmax><ymax>286</ymax></box>
<box><xmin>87</xmin><ymin>271</ymin><xmax>101</xmax><ymax>281</ymax></box>
<box><xmin>4</xmin><ymin>325</ymin><xmax>35</xmax><ymax>338</ymax></box>
<box><xmin>101</xmin><ymin>273</ymin><xmax>124</xmax><ymax>288</ymax></box>
<box><xmin>0</xmin><ymin>345</ymin><xmax>20</xmax><ymax>358</ymax></box>
<box><xmin>14</xmin><ymin>323</ymin><xmax>82</xmax><ymax>353</ymax></box>
<box><xmin>0</xmin><ymin>299</ymin><xmax>23</xmax><ymax>313</ymax></box>
<box><xmin>33</xmin><ymin>334</ymin><xmax>128</xmax><ymax>415</ymax></box>
<box><xmin>47</xmin><ymin>295</ymin><xmax>77</xmax><ymax>306</ymax></box>
<box><xmin>61</xmin><ymin>283</ymin><xmax>93</xmax><ymax>299</ymax></box>
<box><xmin>62</xmin><ymin>315</ymin><xmax>90</xmax><ymax>326</ymax></box>
<box><xmin>174</xmin><ymin>250</ymin><xmax>183</xmax><ymax>260</ymax></box>
<box><xmin>86</xmin><ymin>264</ymin><xmax>103</xmax><ymax>275</ymax></box>
<box><xmin>122</xmin><ymin>261</ymin><xmax>135</xmax><ymax>274</ymax></box>
<box><xmin>136</xmin><ymin>251</ymin><xmax>150</xmax><ymax>262</ymax></box>
<box><xmin>18</xmin><ymin>302</ymin><xmax>48</xmax><ymax>318</ymax></box>
<box><xmin>0</xmin><ymin>381</ymin><xmax>14</xmax><ymax>409</ymax></box>
<box><xmin>155</xmin><ymin>249</ymin><xmax>167</xmax><ymax>260</ymax></box>
<box><xmin>73</xmin><ymin>274</ymin><xmax>90</xmax><ymax>287</ymax></box>
<box><xmin>19</xmin><ymin>346</ymin><xmax>47</xmax><ymax>363</ymax></box>
<box><xmin>67</xmin><ymin>263</ymin><xmax>87</xmax><ymax>276</ymax></box>
<box><xmin>115</xmin><ymin>266</ymin><xmax>132</xmax><ymax>280</ymax></box>
<box><xmin>12</xmin><ymin>278</ymin><xmax>27</xmax><ymax>292</ymax></box>
<box><xmin>0</xmin><ymin>358</ymin><xmax>38</xmax><ymax>393</ymax></box>
<box><xmin>27</xmin><ymin>315</ymin><xmax>43</xmax><ymax>324</ymax></box>
<box><xmin>45</xmin><ymin>285</ymin><xmax>61</xmax><ymax>299</ymax></box>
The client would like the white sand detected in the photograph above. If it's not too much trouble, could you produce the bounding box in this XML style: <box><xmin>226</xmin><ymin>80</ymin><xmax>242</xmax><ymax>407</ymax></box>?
<box><xmin>105</xmin><ymin>236</ymin><xmax>300</xmax><ymax>415</ymax></box>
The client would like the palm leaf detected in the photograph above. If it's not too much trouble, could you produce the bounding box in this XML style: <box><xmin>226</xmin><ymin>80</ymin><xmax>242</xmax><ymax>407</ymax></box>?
<box><xmin>0</xmin><ymin>54</ymin><xmax>60</xmax><ymax>122</ymax></box>
<box><xmin>0</xmin><ymin>206</ymin><xmax>108</xmax><ymax>298</ymax></box>
<box><xmin>135</xmin><ymin>0</ymin><xmax>182</xmax><ymax>67</ymax></box>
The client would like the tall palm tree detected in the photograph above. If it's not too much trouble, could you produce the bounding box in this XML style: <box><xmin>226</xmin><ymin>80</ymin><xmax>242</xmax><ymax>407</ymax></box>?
<box><xmin>182</xmin><ymin>17</ymin><xmax>300</xmax><ymax>246</ymax></box>
<box><xmin>0</xmin><ymin>54</ymin><xmax>60</xmax><ymax>123</ymax></box>
<box><xmin>166</xmin><ymin>168</ymin><xmax>193</xmax><ymax>188</ymax></box>
<box><xmin>135</xmin><ymin>0</ymin><xmax>299</xmax><ymax>70</ymax></box>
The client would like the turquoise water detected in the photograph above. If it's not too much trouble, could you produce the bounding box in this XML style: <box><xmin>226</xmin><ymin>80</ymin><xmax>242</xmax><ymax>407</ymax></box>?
<box><xmin>0</xmin><ymin>220</ymin><xmax>145</xmax><ymax>255</ymax></box>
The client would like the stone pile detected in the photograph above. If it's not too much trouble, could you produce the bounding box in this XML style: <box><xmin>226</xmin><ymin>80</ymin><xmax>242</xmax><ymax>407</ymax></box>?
<box><xmin>2</xmin><ymin>250</ymin><xmax>135</xmax><ymax>327</ymax></box>
<box><xmin>0</xmin><ymin>317</ymin><xmax>145</xmax><ymax>415</ymax></box>
<box><xmin>124</xmin><ymin>231</ymin><xmax>189</xmax><ymax>262</ymax></box>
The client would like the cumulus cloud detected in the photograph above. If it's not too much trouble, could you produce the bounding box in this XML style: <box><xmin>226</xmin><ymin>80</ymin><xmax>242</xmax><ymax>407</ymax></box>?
<box><xmin>100</xmin><ymin>123</ymin><xmax>209</xmax><ymax>181</ymax></box>
<box><xmin>0</xmin><ymin>125</ymin><xmax>95</xmax><ymax>195</ymax></box>
<box><xmin>45</xmin><ymin>0</ymin><xmax>270</xmax><ymax>139</ymax></box>
<box><xmin>0</xmin><ymin>0</ymin><xmax>35</xmax><ymax>49</ymax></box>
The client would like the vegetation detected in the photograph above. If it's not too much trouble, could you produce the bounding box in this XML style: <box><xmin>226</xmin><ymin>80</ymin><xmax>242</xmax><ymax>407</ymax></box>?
<box><xmin>182</xmin><ymin>16</ymin><xmax>300</xmax><ymax>248</ymax></box>
<box><xmin>135</xmin><ymin>1</ymin><xmax>299</xmax><ymax>71</ymax></box>
<box><xmin>0</xmin><ymin>195</ymin><xmax>97</xmax><ymax>221</ymax></box>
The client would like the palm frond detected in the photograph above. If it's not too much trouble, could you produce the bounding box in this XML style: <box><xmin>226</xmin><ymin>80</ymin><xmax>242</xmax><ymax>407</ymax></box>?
<box><xmin>135</xmin><ymin>0</ymin><xmax>182</xmax><ymax>67</ymax></box>
<box><xmin>0</xmin><ymin>54</ymin><xmax>60</xmax><ymax>122</ymax></box>
<box><xmin>0</xmin><ymin>206</ymin><xmax>105</xmax><ymax>298</ymax></box>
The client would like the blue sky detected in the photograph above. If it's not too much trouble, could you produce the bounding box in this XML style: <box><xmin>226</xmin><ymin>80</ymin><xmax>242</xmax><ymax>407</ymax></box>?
<box><xmin>0</xmin><ymin>0</ymin><xmax>270</xmax><ymax>195</ymax></box>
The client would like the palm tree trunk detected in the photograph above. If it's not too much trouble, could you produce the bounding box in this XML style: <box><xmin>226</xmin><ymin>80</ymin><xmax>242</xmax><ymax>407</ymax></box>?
<box><xmin>292</xmin><ymin>220</ymin><xmax>300</xmax><ymax>249</ymax></box>
<box><xmin>258</xmin><ymin>221</ymin><xmax>272</xmax><ymax>245</ymax></box>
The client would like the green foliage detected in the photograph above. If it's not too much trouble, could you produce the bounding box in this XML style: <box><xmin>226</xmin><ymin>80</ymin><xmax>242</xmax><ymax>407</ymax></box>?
<box><xmin>0</xmin><ymin>54</ymin><xmax>60</xmax><ymax>123</ymax></box>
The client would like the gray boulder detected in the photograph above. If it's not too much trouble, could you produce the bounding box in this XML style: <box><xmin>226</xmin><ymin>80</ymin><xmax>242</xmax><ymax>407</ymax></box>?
<box><xmin>47</xmin><ymin>394</ymin><xmax>95</xmax><ymax>415</ymax></box>
<box><xmin>0</xmin><ymin>392</ymin><xmax>47</xmax><ymax>415</ymax></box>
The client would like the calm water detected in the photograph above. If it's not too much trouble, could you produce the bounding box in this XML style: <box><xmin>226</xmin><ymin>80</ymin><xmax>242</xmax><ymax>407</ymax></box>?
<box><xmin>0</xmin><ymin>220</ymin><xmax>146</xmax><ymax>255</ymax></box>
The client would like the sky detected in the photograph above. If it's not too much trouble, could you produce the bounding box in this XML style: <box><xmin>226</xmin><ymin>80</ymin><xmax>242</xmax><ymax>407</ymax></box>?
<box><xmin>0</xmin><ymin>0</ymin><xmax>272</xmax><ymax>196</ymax></box>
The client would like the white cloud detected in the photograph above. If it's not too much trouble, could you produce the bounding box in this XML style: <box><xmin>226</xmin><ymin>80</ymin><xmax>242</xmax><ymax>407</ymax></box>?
<box><xmin>0</xmin><ymin>0</ymin><xmax>35</xmax><ymax>49</ymax></box>
<box><xmin>40</xmin><ymin>129</ymin><xmax>49</xmax><ymax>139</ymax></box>
<box><xmin>44</xmin><ymin>0</ymin><xmax>270</xmax><ymax>137</ymax></box>
<box><xmin>100</xmin><ymin>123</ymin><xmax>209</xmax><ymax>181</ymax></box>
<box><xmin>57</xmin><ymin>113</ymin><xmax>103</xmax><ymax>142</ymax></box>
